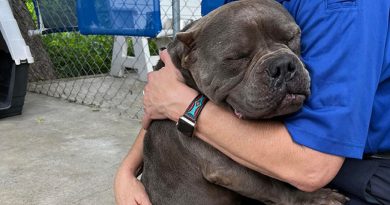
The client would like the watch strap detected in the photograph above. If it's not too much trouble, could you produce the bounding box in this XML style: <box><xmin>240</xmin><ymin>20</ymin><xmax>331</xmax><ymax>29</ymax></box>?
<box><xmin>176</xmin><ymin>94</ymin><xmax>208</xmax><ymax>137</ymax></box>
<box><xmin>183</xmin><ymin>94</ymin><xmax>208</xmax><ymax>122</ymax></box>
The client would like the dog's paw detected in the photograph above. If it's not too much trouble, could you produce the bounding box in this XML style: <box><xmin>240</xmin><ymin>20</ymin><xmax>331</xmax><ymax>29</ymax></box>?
<box><xmin>298</xmin><ymin>188</ymin><xmax>349</xmax><ymax>205</ymax></box>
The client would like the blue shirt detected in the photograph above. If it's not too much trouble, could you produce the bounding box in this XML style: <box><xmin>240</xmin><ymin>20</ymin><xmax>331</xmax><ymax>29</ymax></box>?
<box><xmin>278</xmin><ymin>0</ymin><xmax>390</xmax><ymax>159</ymax></box>
<box><xmin>205</xmin><ymin>0</ymin><xmax>390</xmax><ymax>159</ymax></box>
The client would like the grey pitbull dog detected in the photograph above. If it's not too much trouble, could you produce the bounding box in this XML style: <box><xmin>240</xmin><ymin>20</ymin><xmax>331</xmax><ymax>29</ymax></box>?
<box><xmin>141</xmin><ymin>0</ymin><xmax>348</xmax><ymax>204</ymax></box>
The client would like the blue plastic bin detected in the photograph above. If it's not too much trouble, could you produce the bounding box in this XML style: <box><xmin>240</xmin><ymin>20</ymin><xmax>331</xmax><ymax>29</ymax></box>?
<box><xmin>77</xmin><ymin>0</ymin><xmax>162</xmax><ymax>37</ymax></box>
<box><xmin>201</xmin><ymin>0</ymin><xmax>237</xmax><ymax>16</ymax></box>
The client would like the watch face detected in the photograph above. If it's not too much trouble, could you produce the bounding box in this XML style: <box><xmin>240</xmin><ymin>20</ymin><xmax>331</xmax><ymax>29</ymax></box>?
<box><xmin>177</xmin><ymin>117</ymin><xmax>195</xmax><ymax>137</ymax></box>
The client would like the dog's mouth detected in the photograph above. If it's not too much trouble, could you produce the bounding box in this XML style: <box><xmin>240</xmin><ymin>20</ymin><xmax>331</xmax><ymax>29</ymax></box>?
<box><xmin>280</xmin><ymin>93</ymin><xmax>306</xmax><ymax>107</ymax></box>
<box><xmin>233</xmin><ymin>108</ymin><xmax>244</xmax><ymax>119</ymax></box>
<box><xmin>275</xmin><ymin>93</ymin><xmax>306</xmax><ymax>114</ymax></box>
<box><xmin>230</xmin><ymin>93</ymin><xmax>306</xmax><ymax>120</ymax></box>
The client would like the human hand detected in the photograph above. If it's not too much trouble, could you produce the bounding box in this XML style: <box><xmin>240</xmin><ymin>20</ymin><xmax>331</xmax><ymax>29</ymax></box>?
<box><xmin>114</xmin><ymin>169</ymin><xmax>151</xmax><ymax>205</ymax></box>
<box><xmin>142</xmin><ymin>49</ymin><xmax>198</xmax><ymax>129</ymax></box>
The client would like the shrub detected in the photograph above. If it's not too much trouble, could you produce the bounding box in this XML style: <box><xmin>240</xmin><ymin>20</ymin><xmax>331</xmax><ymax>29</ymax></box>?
<box><xmin>42</xmin><ymin>33</ymin><xmax>113</xmax><ymax>78</ymax></box>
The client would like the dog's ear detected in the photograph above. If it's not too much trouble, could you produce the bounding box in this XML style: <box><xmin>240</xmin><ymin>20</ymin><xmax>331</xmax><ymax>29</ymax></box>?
<box><xmin>175</xmin><ymin>19</ymin><xmax>201</xmax><ymax>48</ymax></box>
<box><xmin>173</xmin><ymin>27</ymin><xmax>200</xmax><ymax>67</ymax></box>
<box><xmin>175</xmin><ymin>32</ymin><xmax>195</xmax><ymax>48</ymax></box>
<box><xmin>167</xmin><ymin>25</ymin><xmax>200</xmax><ymax>91</ymax></box>
<box><xmin>175</xmin><ymin>27</ymin><xmax>201</xmax><ymax>49</ymax></box>
<box><xmin>167</xmin><ymin>34</ymin><xmax>200</xmax><ymax>91</ymax></box>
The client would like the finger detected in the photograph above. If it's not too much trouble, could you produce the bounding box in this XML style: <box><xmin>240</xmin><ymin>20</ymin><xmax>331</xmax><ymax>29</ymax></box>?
<box><xmin>159</xmin><ymin>49</ymin><xmax>175</xmax><ymax>68</ymax></box>
<box><xmin>142</xmin><ymin>115</ymin><xmax>151</xmax><ymax>130</ymax></box>
<box><xmin>136</xmin><ymin>193</ymin><xmax>152</xmax><ymax>205</ymax></box>
<box><xmin>146</xmin><ymin>71</ymin><xmax>155</xmax><ymax>83</ymax></box>
<box><xmin>159</xmin><ymin>50</ymin><xmax>185</xmax><ymax>82</ymax></box>
<box><xmin>129</xmin><ymin>199</ymin><xmax>137</xmax><ymax>205</ymax></box>
<box><xmin>116</xmin><ymin>197</ymin><xmax>137</xmax><ymax>205</ymax></box>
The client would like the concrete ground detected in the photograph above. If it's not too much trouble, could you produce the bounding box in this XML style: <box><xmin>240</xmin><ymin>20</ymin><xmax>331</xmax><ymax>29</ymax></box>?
<box><xmin>0</xmin><ymin>92</ymin><xmax>142</xmax><ymax>205</ymax></box>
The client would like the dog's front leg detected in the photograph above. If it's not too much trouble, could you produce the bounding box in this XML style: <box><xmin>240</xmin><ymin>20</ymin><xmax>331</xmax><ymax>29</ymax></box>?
<box><xmin>199</xmin><ymin>152</ymin><xmax>347</xmax><ymax>205</ymax></box>
<box><xmin>200</xmin><ymin>154</ymin><xmax>287</xmax><ymax>204</ymax></box>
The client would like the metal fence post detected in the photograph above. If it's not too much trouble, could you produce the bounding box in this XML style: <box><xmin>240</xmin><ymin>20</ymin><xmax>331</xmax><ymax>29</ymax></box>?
<box><xmin>172</xmin><ymin>0</ymin><xmax>180</xmax><ymax>36</ymax></box>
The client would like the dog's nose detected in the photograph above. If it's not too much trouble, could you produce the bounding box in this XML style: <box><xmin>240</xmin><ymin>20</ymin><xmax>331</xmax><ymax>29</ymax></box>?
<box><xmin>267</xmin><ymin>56</ymin><xmax>297</xmax><ymax>83</ymax></box>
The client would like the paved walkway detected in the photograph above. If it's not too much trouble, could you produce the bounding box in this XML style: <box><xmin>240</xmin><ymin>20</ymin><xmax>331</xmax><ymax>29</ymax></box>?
<box><xmin>0</xmin><ymin>93</ymin><xmax>141</xmax><ymax>205</ymax></box>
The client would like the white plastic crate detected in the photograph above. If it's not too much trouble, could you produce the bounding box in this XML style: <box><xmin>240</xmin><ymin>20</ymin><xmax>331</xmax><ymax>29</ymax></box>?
<box><xmin>0</xmin><ymin>0</ymin><xmax>34</xmax><ymax>65</ymax></box>
<box><xmin>0</xmin><ymin>0</ymin><xmax>33</xmax><ymax>118</ymax></box>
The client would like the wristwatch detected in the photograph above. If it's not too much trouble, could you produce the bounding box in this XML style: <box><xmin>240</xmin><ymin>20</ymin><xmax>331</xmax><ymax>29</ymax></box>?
<box><xmin>176</xmin><ymin>94</ymin><xmax>208</xmax><ymax>137</ymax></box>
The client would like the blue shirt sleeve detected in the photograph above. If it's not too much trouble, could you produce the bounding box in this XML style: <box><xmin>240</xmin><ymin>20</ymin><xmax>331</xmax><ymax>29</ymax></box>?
<box><xmin>281</xmin><ymin>0</ymin><xmax>386</xmax><ymax>159</ymax></box>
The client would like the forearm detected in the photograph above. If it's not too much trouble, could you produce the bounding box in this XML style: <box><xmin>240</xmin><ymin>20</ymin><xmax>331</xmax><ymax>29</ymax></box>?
<box><xmin>118</xmin><ymin>129</ymin><xmax>146</xmax><ymax>176</ymax></box>
<box><xmin>194</xmin><ymin>103</ymin><xmax>344</xmax><ymax>192</ymax></box>
<box><xmin>114</xmin><ymin>129</ymin><xmax>152</xmax><ymax>205</ymax></box>
<box><xmin>142</xmin><ymin>50</ymin><xmax>344</xmax><ymax>192</ymax></box>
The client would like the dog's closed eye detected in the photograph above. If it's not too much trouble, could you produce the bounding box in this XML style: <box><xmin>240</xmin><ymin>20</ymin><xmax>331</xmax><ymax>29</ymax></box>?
<box><xmin>224</xmin><ymin>51</ymin><xmax>251</xmax><ymax>61</ymax></box>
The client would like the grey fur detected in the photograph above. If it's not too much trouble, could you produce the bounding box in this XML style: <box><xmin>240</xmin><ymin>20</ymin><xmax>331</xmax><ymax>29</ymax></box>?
<box><xmin>142</xmin><ymin>0</ymin><xmax>347</xmax><ymax>204</ymax></box>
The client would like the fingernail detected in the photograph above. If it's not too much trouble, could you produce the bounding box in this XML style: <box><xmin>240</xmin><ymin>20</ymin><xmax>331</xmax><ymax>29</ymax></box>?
<box><xmin>159</xmin><ymin>47</ymin><xmax>166</xmax><ymax>51</ymax></box>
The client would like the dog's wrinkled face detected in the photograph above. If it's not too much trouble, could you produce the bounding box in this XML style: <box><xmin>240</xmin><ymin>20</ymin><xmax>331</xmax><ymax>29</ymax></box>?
<box><xmin>168</xmin><ymin>0</ymin><xmax>310</xmax><ymax>119</ymax></box>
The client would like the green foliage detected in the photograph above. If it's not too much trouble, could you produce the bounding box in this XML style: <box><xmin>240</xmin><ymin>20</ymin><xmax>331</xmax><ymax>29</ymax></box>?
<box><xmin>149</xmin><ymin>40</ymin><xmax>159</xmax><ymax>56</ymax></box>
<box><xmin>25</xmin><ymin>0</ymin><xmax>37</xmax><ymax>23</ymax></box>
<box><xmin>42</xmin><ymin>34</ymin><xmax>113</xmax><ymax>78</ymax></box>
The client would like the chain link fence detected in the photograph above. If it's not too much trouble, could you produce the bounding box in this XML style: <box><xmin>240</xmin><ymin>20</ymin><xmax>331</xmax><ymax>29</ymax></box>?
<box><xmin>12</xmin><ymin>0</ymin><xmax>202</xmax><ymax>119</ymax></box>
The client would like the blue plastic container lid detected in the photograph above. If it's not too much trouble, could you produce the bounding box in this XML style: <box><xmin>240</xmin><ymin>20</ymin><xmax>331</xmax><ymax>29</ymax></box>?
<box><xmin>77</xmin><ymin>0</ymin><xmax>162</xmax><ymax>37</ymax></box>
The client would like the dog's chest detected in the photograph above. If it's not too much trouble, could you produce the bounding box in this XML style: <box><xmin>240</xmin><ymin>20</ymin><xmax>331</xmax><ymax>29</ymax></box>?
<box><xmin>142</xmin><ymin>120</ymin><xmax>241</xmax><ymax>205</ymax></box>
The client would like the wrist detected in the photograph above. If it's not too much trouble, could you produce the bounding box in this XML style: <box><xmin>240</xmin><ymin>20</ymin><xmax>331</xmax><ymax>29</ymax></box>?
<box><xmin>168</xmin><ymin>85</ymin><xmax>198</xmax><ymax>122</ymax></box>
<box><xmin>118</xmin><ymin>162</ymin><xmax>138</xmax><ymax>177</ymax></box>
<box><xmin>194</xmin><ymin>102</ymin><xmax>226</xmax><ymax>138</ymax></box>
